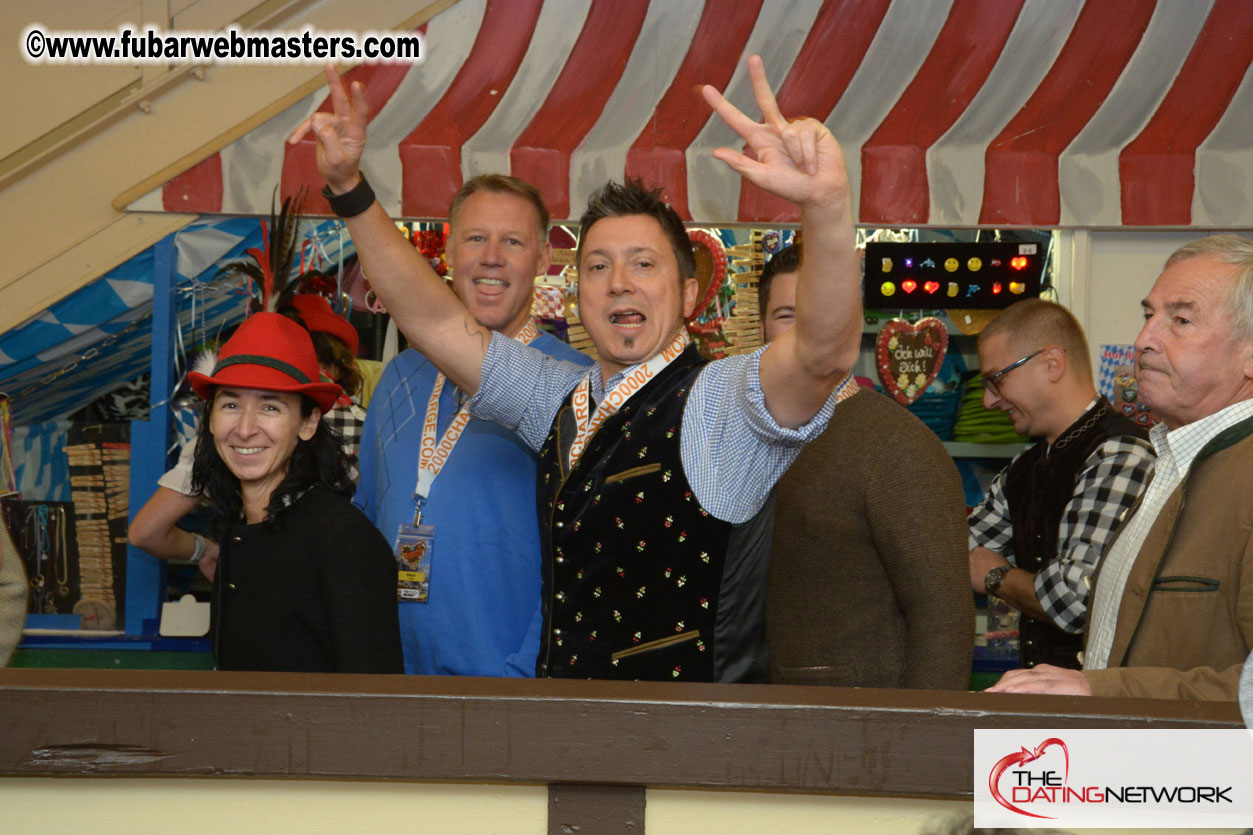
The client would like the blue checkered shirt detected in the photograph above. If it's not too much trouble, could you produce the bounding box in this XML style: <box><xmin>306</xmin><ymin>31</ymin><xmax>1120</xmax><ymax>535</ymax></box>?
<box><xmin>468</xmin><ymin>331</ymin><xmax>856</xmax><ymax>524</ymax></box>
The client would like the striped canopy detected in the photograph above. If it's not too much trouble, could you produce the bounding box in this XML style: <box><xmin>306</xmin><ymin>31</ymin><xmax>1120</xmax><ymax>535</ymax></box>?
<box><xmin>130</xmin><ymin>0</ymin><xmax>1253</xmax><ymax>228</ymax></box>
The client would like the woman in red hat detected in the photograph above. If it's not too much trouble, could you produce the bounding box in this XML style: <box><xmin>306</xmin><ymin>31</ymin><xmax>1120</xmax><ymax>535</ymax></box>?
<box><xmin>187</xmin><ymin>312</ymin><xmax>401</xmax><ymax>673</ymax></box>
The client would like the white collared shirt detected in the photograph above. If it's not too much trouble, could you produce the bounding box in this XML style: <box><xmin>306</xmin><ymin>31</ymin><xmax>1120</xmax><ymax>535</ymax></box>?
<box><xmin>1085</xmin><ymin>397</ymin><xmax>1253</xmax><ymax>669</ymax></box>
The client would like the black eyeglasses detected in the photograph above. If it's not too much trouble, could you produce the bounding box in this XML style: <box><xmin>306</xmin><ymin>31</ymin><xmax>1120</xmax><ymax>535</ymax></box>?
<box><xmin>983</xmin><ymin>350</ymin><xmax>1043</xmax><ymax>397</ymax></box>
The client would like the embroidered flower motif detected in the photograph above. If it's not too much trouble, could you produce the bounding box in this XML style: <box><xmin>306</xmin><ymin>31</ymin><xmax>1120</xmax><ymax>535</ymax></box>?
<box><xmin>575</xmin><ymin>611</ymin><xmax>583</xmax><ymax>622</ymax></box>
<box><xmin>615</xmin><ymin>517</ymin><xmax>625</xmax><ymax>529</ymax></box>
<box><xmin>633</xmin><ymin>631</ymin><xmax>642</xmax><ymax>643</ymax></box>
<box><xmin>697</xmin><ymin>639</ymin><xmax>706</xmax><ymax>652</ymax></box>
<box><xmin>636</xmin><ymin>540</ymin><xmax>646</xmax><ymax>552</ymax></box>
<box><xmin>677</xmin><ymin>531</ymin><xmax>687</xmax><ymax>543</ymax></box>
<box><xmin>664</xmin><ymin>515</ymin><xmax>674</xmax><ymax>528</ymax></box>
<box><xmin>636</xmin><ymin>586</ymin><xmax>646</xmax><ymax>598</ymax></box>
<box><xmin>593</xmin><ymin>586</ymin><xmax>602</xmax><ymax>598</ymax></box>
<box><xmin>662</xmin><ymin>469</ymin><xmax>672</xmax><ymax>482</ymax></box>
<box><xmin>594</xmin><ymin>541</ymin><xmax>603</xmax><ymax>554</ymax></box>
<box><xmin>699</xmin><ymin>596</ymin><xmax>709</xmax><ymax>609</ymax></box>
<box><xmin>699</xmin><ymin>552</ymin><xmax>710</xmax><ymax>564</ymax></box>
<box><xmin>617</xmin><ymin>565</ymin><xmax>626</xmax><ymax>577</ymax></box>
<box><xmin>676</xmin><ymin>575</ymin><xmax>687</xmax><ymax>587</ymax></box>
<box><xmin>675</xmin><ymin>621</ymin><xmax>684</xmax><ymax>632</ymax></box>
<box><xmin>637</xmin><ymin>446</ymin><xmax>648</xmax><ymax>459</ymax></box>
<box><xmin>612</xmin><ymin>609</ymin><xmax>622</xmax><ymax>622</ymax></box>
<box><xmin>671</xmin><ymin>666</ymin><xmax>681</xmax><ymax>678</ymax></box>
<box><xmin>635</xmin><ymin>491</ymin><xmax>645</xmax><ymax>503</ymax></box>
<box><xmin>664</xmin><ymin>567</ymin><xmax>672</xmax><ymax>578</ymax></box>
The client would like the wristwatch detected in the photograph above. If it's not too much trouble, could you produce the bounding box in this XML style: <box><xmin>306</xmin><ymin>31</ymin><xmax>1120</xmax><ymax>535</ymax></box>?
<box><xmin>984</xmin><ymin>565</ymin><xmax>1012</xmax><ymax>596</ymax></box>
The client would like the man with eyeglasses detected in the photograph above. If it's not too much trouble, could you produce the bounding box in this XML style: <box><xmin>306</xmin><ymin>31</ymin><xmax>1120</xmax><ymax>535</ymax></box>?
<box><xmin>968</xmin><ymin>299</ymin><xmax>1154</xmax><ymax>670</ymax></box>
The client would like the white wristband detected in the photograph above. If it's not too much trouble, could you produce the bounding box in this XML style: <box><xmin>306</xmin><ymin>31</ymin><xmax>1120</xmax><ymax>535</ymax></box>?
<box><xmin>189</xmin><ymin>533</ymin><xmax>206</xmax><ymax>564</ymax></box>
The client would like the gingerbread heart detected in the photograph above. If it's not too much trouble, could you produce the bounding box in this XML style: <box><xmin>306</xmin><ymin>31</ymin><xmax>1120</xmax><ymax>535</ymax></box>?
<box><xmin>875</xmin><ymin>317</ymin><xmax>949</xmax><ymax>405</ymax></box>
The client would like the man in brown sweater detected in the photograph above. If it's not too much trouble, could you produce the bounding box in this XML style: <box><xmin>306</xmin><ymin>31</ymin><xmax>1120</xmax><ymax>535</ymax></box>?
<box><xmin>762</xmin><ymin>244</ymin><xmax>972</xmax><ymax>690</ymax></box>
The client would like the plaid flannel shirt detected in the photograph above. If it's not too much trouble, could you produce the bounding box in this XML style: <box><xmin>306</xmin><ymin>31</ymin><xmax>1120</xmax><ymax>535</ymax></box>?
<box><xmin>322</xmin><ymin>399</ymin><xmax>366</xmax><ymax>485</ymax></box>
<box><xmin>968</xmin><ymin>434</ymin><xmax>1155</xmax><ymax>633</ymax></box>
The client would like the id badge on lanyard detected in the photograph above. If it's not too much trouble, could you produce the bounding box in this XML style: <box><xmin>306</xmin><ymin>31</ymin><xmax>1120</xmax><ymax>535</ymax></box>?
<box><xmin>394</xmin><ymin>513</ymin><xmax>434</xmax><ymax>603</ymax></box>
<box><xmin>394</xmin><ymin>321</ymin><xmax>542</xmax><ymax>603</ymax></box>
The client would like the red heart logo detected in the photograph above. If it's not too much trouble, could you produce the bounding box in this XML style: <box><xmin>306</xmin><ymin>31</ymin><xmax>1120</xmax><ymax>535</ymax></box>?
<box><xmin>875</xmin><ymin>317</ymin><xmax>949</xmax><ymax>405</ymax></box>
<box><xmin>901</xmin><ymin>279</ymin><xmax>917</xmax><ymax>294</ymax></box>
<box><xmin>923</xmin><ymin>281</ymin><xmax>940</xmax><ymax>294</ymax></box>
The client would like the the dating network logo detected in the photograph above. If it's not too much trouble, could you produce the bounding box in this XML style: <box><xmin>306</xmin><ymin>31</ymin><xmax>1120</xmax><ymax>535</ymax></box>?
<box><xmin>988</xmin><ymin>737</ymin><xmax>1070</xmax><ymax>819</ymax></box>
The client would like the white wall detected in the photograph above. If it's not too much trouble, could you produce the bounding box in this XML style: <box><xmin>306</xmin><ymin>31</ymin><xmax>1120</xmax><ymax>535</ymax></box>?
<box><xmin>1062</xmin><ymin>228</ymin><xmax>1253</xmax><ymax>374</ymax></box>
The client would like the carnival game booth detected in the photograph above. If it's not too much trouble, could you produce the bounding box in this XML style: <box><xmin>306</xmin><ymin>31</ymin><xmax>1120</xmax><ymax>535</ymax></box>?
<box><xmin>2</xmin><ymin>0</ymin><xmax>1252</xmax><ymax>830</ymax></box>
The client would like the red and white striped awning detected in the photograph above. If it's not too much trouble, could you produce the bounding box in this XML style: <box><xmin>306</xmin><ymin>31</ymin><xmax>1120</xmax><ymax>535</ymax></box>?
<box><xmin>135</xmin><ymin>0</ymin><xmax>1253</xmax><ymax>228</ymax></box>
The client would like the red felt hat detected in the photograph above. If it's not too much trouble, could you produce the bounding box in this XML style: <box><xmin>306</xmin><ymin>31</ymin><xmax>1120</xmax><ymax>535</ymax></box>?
<box><xmin>288</xmin><ymin>293</ymin><xmax>360</xmax><ymax>356</ymax></box>
<box><xmin>187</xmin><ymin>312</ymin><xmax>342</xmax><ymax>414</ymax></box>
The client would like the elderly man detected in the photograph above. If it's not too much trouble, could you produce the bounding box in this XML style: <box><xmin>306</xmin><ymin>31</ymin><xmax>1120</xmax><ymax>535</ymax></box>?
<box><xmin>969</xmin><ymin>299</ymin><xmax>1154</xmax><ymax>670</ymax></box>
<box><xmin>292</xmin><ymin>57</ymin><xmax>862</xmax><ymax>682</ymax></box>
<box><xmin>353</xmin><ymin>174</ymin><xmax>590</xmax><ymax>677</ymax></box>
<box><xmin>990</xmin><ymin>235</ymin><xmax>1253</xmax><ymax>700</ymax></box>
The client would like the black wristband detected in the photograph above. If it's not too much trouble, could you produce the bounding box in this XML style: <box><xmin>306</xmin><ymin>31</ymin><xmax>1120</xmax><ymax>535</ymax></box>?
<box><xmin>322</xmin><ymin>174</ymin><xmax>375</xmax><ymax>218</ymax></box>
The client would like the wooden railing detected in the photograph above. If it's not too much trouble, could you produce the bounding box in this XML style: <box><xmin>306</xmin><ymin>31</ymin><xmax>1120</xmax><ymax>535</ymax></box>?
<box><xmin>0</xmin><ymin>669</ymin><xmax>1242</xmax><ymax>831</ymax></box>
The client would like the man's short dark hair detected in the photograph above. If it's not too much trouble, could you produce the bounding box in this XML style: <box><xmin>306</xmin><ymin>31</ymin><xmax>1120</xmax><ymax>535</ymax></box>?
<box><xmin>759</xmin><ymin>243</ymin><xmax>802</xmax><ymax>317</ymax></box>
<box><xmin>577</xmin><ymin>180</ymin><xmax>695</xmax><ymax>280</ymax></box>
<box><xmin>979</xmin><ymin>298</ymin><xmax>1093</xmax><ymax>382</ymax></box>
<box><xmin>449</xmin><ymin>174</ymin><xmax>550</xmax><ymax>243</ymax></box>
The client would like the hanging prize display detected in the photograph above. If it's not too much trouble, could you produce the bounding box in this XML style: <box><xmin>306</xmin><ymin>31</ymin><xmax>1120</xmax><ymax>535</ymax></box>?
<box><xmin>875</xmin><ymin>317</ymin><xmax>949</xmax><ymax>406</ymax></box>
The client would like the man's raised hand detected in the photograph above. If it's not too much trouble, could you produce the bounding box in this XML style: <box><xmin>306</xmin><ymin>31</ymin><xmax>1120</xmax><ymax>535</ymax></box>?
<box><xmin>287</xmin><ymin>64</ymin><xmax>369</xmax><ymax>193</ymax></box>
<box><xmin>701</xmin><ymin>55</ymin><xmax>849</xmax><ymax>212</ymax></box>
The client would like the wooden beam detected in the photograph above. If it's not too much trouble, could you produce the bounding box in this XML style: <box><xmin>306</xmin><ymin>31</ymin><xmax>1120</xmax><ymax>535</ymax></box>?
<box><xmin>0</xmin><ymin>670</ymin><xmax>1241</xmax><ymax>797</ymax></box>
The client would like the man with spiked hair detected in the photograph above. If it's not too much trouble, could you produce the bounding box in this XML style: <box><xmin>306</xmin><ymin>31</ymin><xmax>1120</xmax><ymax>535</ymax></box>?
<box><xmin>293</xmin><ymin>57</ymin><xmax>861</xmax><ymax>682</ymax></box>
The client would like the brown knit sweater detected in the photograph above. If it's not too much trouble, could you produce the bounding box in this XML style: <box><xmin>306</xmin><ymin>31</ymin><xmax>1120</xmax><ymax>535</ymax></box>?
<box><xmin>767</xmin><ymin>388</ymin><xmax>973</xmax><ymax>690</ymax></box>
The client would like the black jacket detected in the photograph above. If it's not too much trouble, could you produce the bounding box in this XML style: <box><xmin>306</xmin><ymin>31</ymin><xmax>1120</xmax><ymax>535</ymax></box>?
<box><xmin>213</xmin><ymin>487</ymin><xmax>402</xmax><ymax>673</ymax></box>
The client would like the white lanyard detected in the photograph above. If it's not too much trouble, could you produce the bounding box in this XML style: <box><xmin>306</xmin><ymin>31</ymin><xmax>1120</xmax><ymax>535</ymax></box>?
<box><xmin>567</xmin><ymin>329</ymin><xmax>691</xmax><ymax>470</ymax></box>
<box><xmin>415</xmin><ymin>320</ymin><xmax>540</xmax><ymax>501</ymax></box>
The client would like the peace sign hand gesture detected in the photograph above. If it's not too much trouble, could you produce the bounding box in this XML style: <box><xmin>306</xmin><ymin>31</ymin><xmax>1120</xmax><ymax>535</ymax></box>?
<box><xmin>702</xmin><ymin>56</ymin><xmax>849</xmax><ymax>213</ymax></box>
<box><xmin>288</xmin><ymin>64</ymin><xmax>369</xmax><ymax>193</ymax></box>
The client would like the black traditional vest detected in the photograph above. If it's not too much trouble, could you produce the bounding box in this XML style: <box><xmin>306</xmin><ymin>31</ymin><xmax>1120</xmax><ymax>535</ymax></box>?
<box><xmin>1003</xmin><ymin>396</ymin><xmax>1148</xmax><ymax>668</ymax></box>
<box><xmin>534</xmin><ymin>345</ymin><xmax>771</xmax><ymax>682</ymax></box>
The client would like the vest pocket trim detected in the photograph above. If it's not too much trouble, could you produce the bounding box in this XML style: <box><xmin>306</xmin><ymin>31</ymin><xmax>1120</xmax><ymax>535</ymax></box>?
<box><xmin>611</xmin><ymin>629</ymin><xmax>700</xmax><ymax>661</ymax></box>
<box><xmin>605</xmin><ymin>462</ymin><xmax>661</xmax><ymax>484</ymax></box>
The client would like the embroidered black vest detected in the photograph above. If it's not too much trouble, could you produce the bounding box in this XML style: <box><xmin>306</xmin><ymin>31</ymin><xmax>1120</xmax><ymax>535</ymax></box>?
<box><xmin>535</xmin><ymin>345</ymin><xmax>769</xmax><ymax>682</ymax></box>
<box><xmin>1003</xmin><ymin>396</ymin><xmax>1148</xmax><ymax>668</ymax></box>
